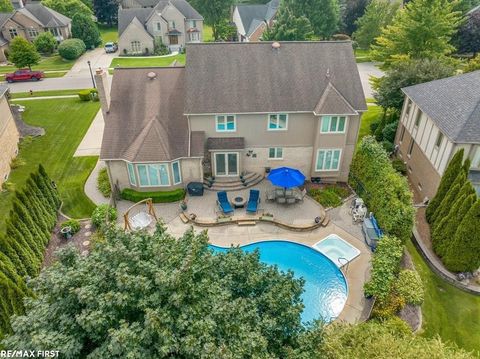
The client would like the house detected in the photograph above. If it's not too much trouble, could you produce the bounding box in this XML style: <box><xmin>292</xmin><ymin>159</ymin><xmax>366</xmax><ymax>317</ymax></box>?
<box><xmin>0</xmin><ymin>86</ymin><xmax>19</xmax><ymax>188</ymax></box>
<box><xmin>96</xmin><ymin>41</ymin><xmax>366</xmax><ymax>193</ymax></box>
<box><xmin>232</xmin><ymin>0</ymin><xmax>279</xmax><ymax>42</ymax></box>
<box><xmin>118</xmin><ymin>0</ymin><xmax>203</xmax><ymax>54</ymax></box>
<box><xmin>120</xmin><ymin>0</ymin><xmax>160</xmax><ymax>8</ymax></box>
<box><xmin>394</xmin><ymin>71</ymin><xmax>480</xmax><ymax>199</ymax></box>
<box><xmin>0</xmin><ymin>2</ymin><xmax>71</xmax><ymax>62</ymax></box>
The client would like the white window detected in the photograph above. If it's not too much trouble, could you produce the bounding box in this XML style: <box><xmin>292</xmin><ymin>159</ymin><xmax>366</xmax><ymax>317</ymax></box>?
<box><xmin>216</xmin><ymin>115</ymin><xmax>236</xmax><ymax>132</ymax></box>
<box><xmin>127</xmin><ymin>162</ymin><xmax>136</xmax><ymax>186</ymax></box>
<box><xmin>27</xmin><ymin>28</ymin><xmax>38</xmax><ymax>38</ymax></box>
<box><xmin>435</xmin><ymin>132</ymin><xmax>443</xmax><ymax>148</ymax></box>
<box><xmin>399</xmin><ymin>125</ymin><xmax>406</xmax><ymax>143</ymax></box>
<box><xmin>190</xmin><ymin>20</ymin><xmax>197</xmax><ymax>28</ymax></box>
<box><xmin>320</xmin><ymin>116</ymin><xmax>346</xmax><ymax>133</ymax></box>
<box><xmin>49</xmin><ymin>27</ymin><xmax>61</xmax><ymax>37</ymax></box>
<box><xmin>9</xmin><ymin>28</ymin><xmax>18</xmax><ymax>39</ymax></box>
<box><xmin>268</xmin><ymin>147</ymin><xmax>283</xmax><ymax>159</ymax></box>
<box><xmin>136</xmin><ymin>164</ymin><xmax>170</xmax><ymax>187</ymax></box>
<box><xmin>316</xmin><ymin>149</ymin><xmax>341</xmax><ymax>171</ymax></box>
<box><xmin>414</xmin><ymin>110</ymin><xmax>422</xmax><ymax>127</ymax></box>
<box><xmin>169</xmin><ymin>21</ymin><xmax>176</xmax><ymax>29</ymax></box>
<box><xmin>268</xmin><ymin>114</ymin><xmax>288</xmax><ymax>130</ymax></box>
<box><xmin>156</xmin><ymin>22</ymin><xmax>161</xmax><ymax>31</ymax></box>
<box><xmin>407</xmin><ymin>139</ymin><xmax>414</xmax><ymax>156</ymax></box>
<box><xmin>189</xmin><ymin>32</ymin><xmax>199</xmax><ymax>42</ymax></box>
<box><xmin>131</xmin><ymin>41</ymin><xmax>141</xmax><ymax>53</ymax></box>
<box><xmin>172</xmin><ymin>161</ymin><xmax>182</xmax><ymax>184</ymax></box>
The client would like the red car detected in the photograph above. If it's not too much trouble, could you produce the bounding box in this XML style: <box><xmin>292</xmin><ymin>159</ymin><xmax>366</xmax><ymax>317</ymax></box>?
<box><xmin>5</xmin><ymin>69</ymin><xmax>44</xmax><ymax>83</ymax></box>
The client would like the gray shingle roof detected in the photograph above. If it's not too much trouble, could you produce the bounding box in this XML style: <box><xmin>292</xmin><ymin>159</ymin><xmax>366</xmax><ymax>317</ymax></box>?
<box><xmin>169</xmin><ymin>0</ymin><xmax>203</xmax><ymax>20</ymax></box>
<box><xmin>236</xmin><ymin>0</ymin><xmax>278</xmax><ymax>36</ymax></box>
<box><xmin>0</xmin><ymin>35</ymin><xmax>7</xmax><ymax>46</ymax></box>
<box><xmin>402</xmin><ymin>71</ymin><xmax>480</xmax><ymax>144</ymax></box>
<box><xmin>207</xmin><ymin>137</ymin><xmax>245</xmax><ymax>150</ymax></box>
<box><xmin>118</xmin><ymin>8</ymin><xmax>152</xmax><ymax>35</ymax></box>
<box><xmin>100</xmin><ymin>67</ymin><xmax>190</xmax><ymax>162</ymax></box>
<box><xmin>0</xmin><ymin>12</ymin><xmax>13</xmax><ymax>28</ymax></box>
<box><xmin>21</xmin><ymin>3</ymin><xmax>71</xmax><ymax>27</ymax></box>
<box><xmin>185</xmin><ymin>41</ymin><xmax>367</xmax><ymax>115</ymax></box>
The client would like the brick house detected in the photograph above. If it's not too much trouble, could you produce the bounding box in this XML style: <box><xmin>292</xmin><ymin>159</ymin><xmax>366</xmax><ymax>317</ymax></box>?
<box><xmin>0</xmin><ymin>86</ymin><xmax>19</xmax><ymax>187</ymax></box>
<box><xmin>232</xmin><ymin>0</ymin><xmax>279</xmax><ymax>42</ymax></box>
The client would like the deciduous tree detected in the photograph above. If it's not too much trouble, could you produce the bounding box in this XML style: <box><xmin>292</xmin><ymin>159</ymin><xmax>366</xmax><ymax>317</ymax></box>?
<box><xmin>453</xmin><ymin>10</ymin><xmax>480</xmax><ymax>55</ymax></box>
<box><xmin>262</xmin><ymin>7</ymin><xmax>314</xmax><ymax>41</ymax></box>
<box><xmin>8</xmin><ymin>37</ymin><xmax>41</xmax><ymax>70</ymax></box>
<box><xmin>93</xmin><ymin>0</ymin><xmax>118</xmax><ymax>26</ymax></box>
<box><xmin>190</xmin><ymin>0</ymin><xmax>234</xmax><ymax>40</ymax></box>
<box><xmin>0</xmin><ymin>0</ymin><xmax>13</xmax><ymax>12</ymax></box>
<box><xmin>72</xmin><ymin>13</ymin><xmax>101</xmax><ymax>49</ymax></box>
<box><xmin>341</xmin><ymin>0</ymin><xmax>369</xmax><ymax>35</ymax></box>
<box><xmin>41</xmin><ymin>0</ymin><xmax>92</xmax><ymax>19</ymax></box>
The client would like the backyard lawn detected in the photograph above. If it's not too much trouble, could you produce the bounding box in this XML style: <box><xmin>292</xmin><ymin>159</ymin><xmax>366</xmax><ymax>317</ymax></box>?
<box><xmin>0</xmin><ymin>98</ymin><xmax>99</xmax><ymax>232</ymax></box>
<box><xmin>109</xmin><ymin>53</ymin><xmax>186</xmax><ymax>69</ymax></box>
<box><xmin>99</xmin><ymin>24</ymin><xmax>118</xmax><ymax>45</ymax></box>
<box><xmin>358</xmin><ymin>104</ymin><xmax>382</xmax><ymax>143</ymax></box>
<box><xmin>407</xmin><ymin>240</ymin><xmax>480</xmax><ymax>356</ymax></box>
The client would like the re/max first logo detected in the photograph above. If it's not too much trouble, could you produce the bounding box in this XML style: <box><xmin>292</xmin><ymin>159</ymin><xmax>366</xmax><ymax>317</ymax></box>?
<box><xmin>0</xmin><ymin>351</ymin><xmax>60</xmax><ymax>358</ymax></box>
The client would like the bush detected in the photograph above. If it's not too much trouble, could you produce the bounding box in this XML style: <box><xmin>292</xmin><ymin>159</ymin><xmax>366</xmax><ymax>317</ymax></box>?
<box><xmin>91</xmin><ymin>204</ymin><xmax>117</xmax><ymax>228</ymax></box>
<box><xmin>58</xmin><ymin>38</ymin><xmax>86</xmax><ymax>60</ymax></box>
<box><xmin>391</xmin><ymin>158</ymin><xmax>407</xmax><ymax>175</ymax></box>
<box><xmin>97</xmin><ymin>168</ymin><xmax>111</xmax><ymax>197</ymax></box>
<box><xmin>61</xmin><ymin>219</ymin><xmax>80</xmax><ymax>234</ymax></box>
<box><xmin>364</xmin><ymin>235</ymin><xmax>403</xmax><ymax>301</ymax></box>
<box><xmin>154</xmin><ymin>37</ymin><xmax>169</xmax><ymax>55</ymax></box>
<box><xmin>381</xmin><ymin>140</ymin><xmax>394</xmax><ymax>154</ymax></box>
<box><xmin>34</xmin><ymin>32</ymin><xmax>57</xmax><ymax>54</ymax></box>
<box><xmin>77</xmin><ymin>88</ymin><xmax>97</xmax><ymax>101</ymax></box>
<box><xmin>394</xmin><ymin>269</ymin><xmax>424</xmax><ymax>306</ymax></box>
<box><xmin>371</xmin><ymin>292</ymin><xmax>406</xmax><ymax>318</ymax></box>
<box><xmin>331</xmin><ymin>33</ymin><xmax>351</xmax><ymax>40</ymax></box>
<box><xmin>71</xmin><ymin>13</ymin><xmax>101</xmax><ymax>49</ymax></box>
<box><xmin>121</xmin><ymin>188</ymin><xmax>186</xmax><ymax>203</ymax></box>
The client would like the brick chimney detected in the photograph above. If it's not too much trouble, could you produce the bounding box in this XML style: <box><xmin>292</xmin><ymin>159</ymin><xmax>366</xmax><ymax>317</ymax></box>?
<box><xmin>95</xmin><ymin>68</ymin><xmax>110</xmax><ymax>118</ymax></box>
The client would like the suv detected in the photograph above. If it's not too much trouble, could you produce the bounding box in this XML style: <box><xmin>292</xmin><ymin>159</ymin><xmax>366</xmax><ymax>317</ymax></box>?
<box><xmin>5</xmin><ymin>69</ymin><xmax>44</xmax><ymax>83</ymax></box>
<box><xmin>104</xmin><ymin>42</ymin><xmax>118</xmax><ymax>53</ymax></box>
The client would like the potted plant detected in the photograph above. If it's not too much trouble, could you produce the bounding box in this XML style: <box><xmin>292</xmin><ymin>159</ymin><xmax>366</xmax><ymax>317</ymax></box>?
<box><xmin>261</xmin><ymin>213</ymin><xmax>274</xmax><ymax>221</ymax></box>
<box><xmin>180</xmin><ymin>199</ymin><xmax>188</xmax><ymax>211</ymax></box>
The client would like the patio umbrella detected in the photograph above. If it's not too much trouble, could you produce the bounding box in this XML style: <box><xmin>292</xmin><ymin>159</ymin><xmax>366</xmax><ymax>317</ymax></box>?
<box><xmin>267</xmin><ymin>167</ymin><xmax>306</xmax><ymax>189</ymax></box>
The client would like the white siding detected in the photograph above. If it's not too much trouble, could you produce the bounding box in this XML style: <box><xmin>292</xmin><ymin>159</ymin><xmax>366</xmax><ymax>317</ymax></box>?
<box><xmin>232</xmin><ymin>7</ymin><xmax>245</xmax><ymax>37</ymax></box>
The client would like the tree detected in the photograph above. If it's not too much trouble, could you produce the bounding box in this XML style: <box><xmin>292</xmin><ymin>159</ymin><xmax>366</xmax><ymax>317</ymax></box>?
<box><xmin>453</xmin><ymin>10</ymin><xmax>480</xmax><ymax>55</ymax></box>
<box><xmin>190</xmin><ymin>0</ymin><xmax>234</xmax><ymax>40</ymax></box>
<box><xmin>341</xmin><ymin>0</ymin><xmax>369</xmax><ymax>35</ymax></box>
<box><xmin>0</xmin><ymin>0</ymin><xmax>13</xmax><ymax>12</ymax></box>
<box><xmin>215</xmin><ymin>18</ymin><xmax>237</xmax><ymax>41</ymax></box>
<box><xmin>93</xmin><ymin>0</ymin><xmax>118</xmax><ymax>26</ymax></box>
<box><xmin>262</xmin><ymin>7</ymin><xmax>314</xmax><ymax>41</ymax></box>
<box><xmin>79</xmin><ymin>0</ymin><xmax>92</xmax><ymax>10</ymax></box>
<box><xmin>372</xmin><ymin>58</ymin><xmax>455</xmax><ymax>111</ymax></box>
<box><xmin>41</xmin><ymin>0</ymin><xmax>92</xmax><ymax>19</ymax></box>
<box><xmin>3</xmin><ymin>225</ymin><xmax>311</xmax><ymax>357</ymax></box>
<box><xmin>426</xmin><ymin>149</ymin><xmax>464</xmax><ymax>222</ymax></box>
<box><xmin>33</xmin><ymin>32</ymin><xmax>57</xmax><ymax>54</ymax></box>
<box><xmin>430</xmin><ymin>177</ymin><xmax>464</xmax><ymax>227</ymax></box>
<box><xmin>72</xmin><ymin>13</ymin><xmax>101</xmax><ymax>49</ymax></box>
<box><xmin>8</xmin><ymin>37</ymin><xmax>41</xmax><ymax>70</ymax></box>
<box><xmin>353</xmin><ymin>0</ymin><xmax>400</xmax><ymax>49</ymax></box>
<box><xmin>464</xmin><ymin>54</ymin><xmax>480</xmax><ymax>73</ymax></box>
<box><xmin>443</xmin><ymin>199</ymin><xmax>480</xmax><ymax>272</ymax></box>
<box><xmin>371</xmin><ymin>0</ymin><xmax>462</xmax><ymax>67</ymax></box>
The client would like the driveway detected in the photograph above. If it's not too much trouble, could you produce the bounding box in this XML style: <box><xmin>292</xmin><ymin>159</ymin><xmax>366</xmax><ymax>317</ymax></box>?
<box><xmin>357</xmin><ymin>62</ymin><xmax>384</xmax><ymax>98</ymax></box>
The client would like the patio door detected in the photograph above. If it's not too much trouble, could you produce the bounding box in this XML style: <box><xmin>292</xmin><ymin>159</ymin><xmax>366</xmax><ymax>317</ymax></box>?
<box><xmin>214</xmin><ymin>152</ymin><xmax>238</xmax><ymax>176</ymax></box>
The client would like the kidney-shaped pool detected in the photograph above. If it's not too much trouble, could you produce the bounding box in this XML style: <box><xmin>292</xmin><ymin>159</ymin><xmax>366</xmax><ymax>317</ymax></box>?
<box><xmin>209</xmin><ymin>240</ymin><xmax>348</xmax><ymax>323</ymax></box>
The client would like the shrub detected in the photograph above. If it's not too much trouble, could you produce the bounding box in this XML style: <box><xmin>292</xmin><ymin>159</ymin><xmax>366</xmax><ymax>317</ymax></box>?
<box><xmin>391</xmin><ymin>159</ymin><xmax>407</xmax><ymax>175</ymax></box>
<box><xmin>154</xmin><ymin>37</ymin><xmax>169</xmax><ymax>55</ymax></box>
<box><xmin>394</xmin><ymin>269</ymin><xmax>424</xmax><ymax>306</ymax></box>
<box><xmin>371</xmin><ymin>292</ymin><xmax>406</xmax><ymax>318</ymax></box>
<box><xmin>121</xmin><ymin>188</ymin><xmax>185</xmax><ymax>203</ymax></box>
<box><xmin>364</xmin><ymin>235</ymin><xmax>403</xmax><ymax>301</ymax></box>
<box><xmin>381</xmin><ymin>140</ymin><xmax>394</xmax><ymax>153</ymax></box>
<box><xmin>34</xmin><ymin>32</ymin><xmax>57</xmax><ymax>54</ymax></box>
<box><xmin>77</xmin><ymin>88</ymin><xmax>97</xmax><ymax>101</ymax></box>
<box><xmin>309</xmin><ymin>187</ymin><xmax>343</xmax><ymax>208</ymax></box>
<box><xmin>58</xmin><ymin>38</ymin><xmax>86</xmax><ymax>60</ymax></box>
<box><xmin>10</xmin><ymin>157</ymin><xmax>25</xmax><ymax>169</ymax></box>
<box><xmin>71</xmin><ymin>13</ymin><xmax>101</xmax><ymax>49</ymax></box>
<box><xmin>350</xmin><ymin>136</ymin><xmax>414</xmax><ymax>242</ymax></box>
<box><xmin>327</xmin><ymin>185</ymin><xmax>349</xmax><ymax>199</ymax></box>
<box><xmin>97</xmin><ymin>168</ymin><xmax>111</xmax><ymax>197</ymax></box>
<box><xmin>91</xmin><ymin>204</ymin><xmax>117</xmax><ymax>228</ymax></box>
<box><xmin>332</xmin><ymin>33</ymin><xmax>351</xmax><ymax>40</ymax></box>
<box><xmin>61</xmin><ymin>219</ymin><xmax>81</xmax><ymax>234</ymax></box>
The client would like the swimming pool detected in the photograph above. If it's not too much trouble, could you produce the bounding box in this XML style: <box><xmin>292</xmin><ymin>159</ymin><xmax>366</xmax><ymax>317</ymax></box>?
<box><xmin>313</xmin><ymin>234</ymin><xmax>361</xmax><ymax>268</ymax></box>
<box><xmin>209</xmin><ymin>240</ymin><xmax>348</xmax><ymax>323</ymax></box>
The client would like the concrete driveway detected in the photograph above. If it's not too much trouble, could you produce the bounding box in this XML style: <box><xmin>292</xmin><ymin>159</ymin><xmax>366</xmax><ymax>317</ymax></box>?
<box><xmin>357</xmin><ymin>62</ymin><xmax>384</xmax><ymax>98</ymax></box>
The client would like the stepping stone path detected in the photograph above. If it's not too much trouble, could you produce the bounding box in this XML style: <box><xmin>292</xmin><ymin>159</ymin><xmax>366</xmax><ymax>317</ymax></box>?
<box><xmin>85</xmin><ymin>224</ymin><xmax>91</xmax><ymax>230</ymax></box>
<box><xmin>84</xmin><ymin>231</ymin><xmax>92</xmax><ymax>237</ymax></box>
<box><xmin>82</xmin><ymin>241</ymin><xmax>90</xmax><ymax>247</ymax></box>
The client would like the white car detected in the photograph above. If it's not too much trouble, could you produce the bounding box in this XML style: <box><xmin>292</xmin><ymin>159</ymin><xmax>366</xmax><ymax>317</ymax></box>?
<box><xmin>104</xmin><ymin>42</ymin><xmax>118</xmax><ymax>53</ymax></box>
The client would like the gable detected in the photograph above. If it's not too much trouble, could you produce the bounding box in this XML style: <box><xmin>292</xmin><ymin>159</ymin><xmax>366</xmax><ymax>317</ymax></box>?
<box><xmin>10</xmin><ymin>11</ymin><xmax>42</xmax><ymax>28</ymax></box>
<box><xmin>120</xmin><ymin>16</ymin><xmax>152</xmax><ymax>41</ymax></box>
<box><xmin>314</xmin><ymin>82</ymin><xmax>358</xmax><ymax>115</ymax></box>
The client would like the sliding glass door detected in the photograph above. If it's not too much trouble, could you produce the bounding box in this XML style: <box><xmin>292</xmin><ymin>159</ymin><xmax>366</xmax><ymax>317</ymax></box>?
<box><xmin>214</xmin><ymin>152</ymin><xmax>239</xmax><ymax>176</ymax></box>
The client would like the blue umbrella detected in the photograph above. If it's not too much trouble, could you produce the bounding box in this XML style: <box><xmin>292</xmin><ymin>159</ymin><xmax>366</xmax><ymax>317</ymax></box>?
<box><xmin>267</xmin><ymin>167</ymin><xmax>306</xmax><ymax>188</ymax></box>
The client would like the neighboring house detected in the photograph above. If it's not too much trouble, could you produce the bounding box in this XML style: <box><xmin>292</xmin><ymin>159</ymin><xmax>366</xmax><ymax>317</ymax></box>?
<box><xmin>10</xmin><ymin>0</ymin><xmax>24</xmax><ymax>10</ymax></box>
<box><xmin>96</xmin><ymin>41</ymin><xmax>366</xmax><ymax>193</ymax></box>
<box><xmin>0</xmin><ymin>2</ymin><xmax>71</xmax><ymax>62</ymax></box>
<box><xmin>118</xmin><ymin>0</ymin><xmax>203</xmax><ymax>54</ymax></box>
<box><xmin>232</xmin><ymin>0</ymin><xmax>279</xmax><ymax>42</ymax></box>
<box><xmin>120</xmin><ymin>0</ymin><xmax>160</xmax><ymax>8</ymax></box>
<box><xmin>394</xmin><ymin>71</ymin><xmax>480</xmax><ymax>199</ymax></box>
<box><xmin>0</xmin><ymin>86</ymin><xmax>19</xmax><ymax>188</ymax></box>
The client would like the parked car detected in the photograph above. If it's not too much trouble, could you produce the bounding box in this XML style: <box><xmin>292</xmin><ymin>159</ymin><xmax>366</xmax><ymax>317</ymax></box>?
<box><xmin>104</xmin><ymin>42</ymin><xmax>118</xmax><ymax>53</ymax></box>
<box><xmin>5</xmin><ymin>69</ymin><xmax>44</xmax><ymax>83</ymax></box>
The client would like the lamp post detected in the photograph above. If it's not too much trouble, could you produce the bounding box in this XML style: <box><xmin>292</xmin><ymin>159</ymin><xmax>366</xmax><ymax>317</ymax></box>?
<box><xmin>87</xmin><ymin>60</ymin><xmax>96</xmax><ymax>88</ymax></box>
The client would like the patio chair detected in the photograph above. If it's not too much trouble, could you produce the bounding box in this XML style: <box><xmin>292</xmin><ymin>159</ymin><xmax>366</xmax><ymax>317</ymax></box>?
<box><xmin>295</xmin><ymin>188</ymin><xmax>307</xmax><ymax>202</ymax></box>
<box><xmin>285</xmin><ymin>189</ymin><xmax>294</xmax><ymax>197</ymax></box>
<box><xmin>217</xmin><ymin>191</ymin><xmax>234</xmax><ymax>215</ymax></box>
<box><xmin>276</xmin><ymin>197</ymin><xmax>286</xmax><ymax>204</ymax></box>
<box><xmin>286</xmin><ymin>197</ymin><xmax>296</xmax><ymax>205</ymax></box>
<box><xmin>266</xmin><ymin>190</ymin><xmax>276</xmax><ymax>202</ymax></box>
<box><xmin>246</xmin><ymin>189</ymin><xmax>260</xmax><ymax>214</ymax></box>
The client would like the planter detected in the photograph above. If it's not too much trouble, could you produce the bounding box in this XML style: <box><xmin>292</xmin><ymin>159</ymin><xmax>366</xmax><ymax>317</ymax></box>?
<box><xmin>180</xmin><ymin>203</ymin><xmax>187</xmax><ymax>211</ymax></box>
<box><xmin>60</xmin><ymin>226</ymin><xmax>72</xmax><ymax>239</ymax></box>
<box><xmin>217</xmin><ymin>217</ymin><xmax>232</xmax><ymax>223</ymax></box>
<box><xmin>261</xmin><ymin>216</ymin><xmax>274</xmax><ymax>222</ymax></box>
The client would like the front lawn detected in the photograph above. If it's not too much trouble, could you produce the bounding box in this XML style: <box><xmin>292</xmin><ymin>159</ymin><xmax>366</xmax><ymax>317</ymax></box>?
<box><xmin>406</xmin><ymin>240</ymin><xmax>480</xmax><ymax>355</ymax></box>
<box><xmin>99</xmin><ymin>24</ymin><xmax>118</xmax><ymax>45</ymax></box>
<box><xmin>355</xmin><ymin>48</ymin><xmax>372</xmax><ymax>63</ymax></box>
<box><xmin>358</xmin><ymin>104</ymin><xmax>382</xmax><ymax>143</ymax></box>
<box><xmin>10</xmin><ymin>89</ymin><xmax>85</xmax><ymax>99</ymax></box>
<box><xmin>0</xmin><ymin>98</ymin><xmax>99</xmax><ymax>231</ymax></box>
<box><xmin>109</xmin><ymin>53</ymin><xmax>186</xmax><ymax>69</ymax></box>
<box><xmin>0</xmin><ymin>55</ymin><xmax>75</xmax><ymax>75</ymax></box>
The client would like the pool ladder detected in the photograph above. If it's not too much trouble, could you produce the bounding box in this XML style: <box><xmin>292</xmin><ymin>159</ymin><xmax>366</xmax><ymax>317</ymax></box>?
<box><xmin>338</xmin><ymin>257</ymin><xmax>349</xmax><ymax>273</ymax></box>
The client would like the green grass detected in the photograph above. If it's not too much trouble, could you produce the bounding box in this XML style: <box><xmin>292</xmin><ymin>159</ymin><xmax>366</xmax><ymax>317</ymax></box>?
<box><xmin>203</xmin><ymin>25</ymin><xmax>214</xmax><ymax>42</ymax></box>
<box><xmin>109</xmin><ymin>53</ymin><xmax>186</xmax><ymax>69</ymax></box>
<box><xmin>0</xmin><ymin>55</ymin><xmax>75</xmax><ymax>75</ymax></box>
<box><xmin>358</xmin><ymin>104</ymin><xmax>382</xmax><ymax>143</ymax></box>
<box><xmin>407</xmin><ymin>240</ymin><xmax>480</xmax><ymax>356</ymax></box>
<box><xmin>98</xmin><ymin>24</ymin><xmax>118</xmax><ymax>45</ymax></box>
<box><xmin>0</xmin><ymin>71</ymin><xmax>68</xmax><ymax>81</ymax></box>
<box><xmin>0</xmin><ymin>98</ymin><xmax>99</xmax><ymax>229</ymax></box>
<box><xmin>10</xmin><ymin>89</ymin><xmax>86</xmax><ymax>99</ymax></box>
<box><xmin>355</xmin><ymin>48</ymin><xmax>372</xmax><ymax>63</ymax></box>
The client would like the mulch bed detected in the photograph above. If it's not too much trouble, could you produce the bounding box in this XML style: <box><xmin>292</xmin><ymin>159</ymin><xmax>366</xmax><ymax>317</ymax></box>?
<box><xmin>42</xmin><ymin>215</ymin><xmax>93</xmax><ymax>269</ymax></box>
<box><xmin>305</xmin><ymin>181</ymin><xmax>351</xmax><ymax>194</ymax></box>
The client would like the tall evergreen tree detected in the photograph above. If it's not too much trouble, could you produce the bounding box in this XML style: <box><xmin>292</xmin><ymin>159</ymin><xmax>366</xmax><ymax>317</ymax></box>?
<box><xmin>0</xmin><ymin>236</ymin><xmax>27</xmax><ymax>278</ymax></box>
<box><xmin>431</xmin><ymin>173</ymin><xmax>466</xmax><ymax>227</ymax></box>
<box><xmin>443</xmin><ymin>199</ymin><xmax>480</xmax><ymax>272</ymax></box>
<box><xmin>371</xmin><ymin>0</ymin><xmax>462</xmax><ymax>67</ymax></box>
<box><xmin>93</xmin><ymin>0</ymin><xmax>118</xmax><ymax>26</ymax></box>
<box><xmin>426</xmin><ymin>149</ymin><xmax>464</xmax><ymax>222</ymax></box>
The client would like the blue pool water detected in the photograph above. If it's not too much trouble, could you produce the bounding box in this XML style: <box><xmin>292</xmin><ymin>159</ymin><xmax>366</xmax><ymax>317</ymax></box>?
<box><xmin>209</xmin><ymin>240</ymin><xmax>348</xmax><ymax>323</ymax></box>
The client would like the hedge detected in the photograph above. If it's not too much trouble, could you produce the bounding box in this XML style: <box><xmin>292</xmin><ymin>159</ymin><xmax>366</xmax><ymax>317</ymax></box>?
<box><xmin>58</xmin><ymin>38</ymin><xmax>86</xmax><ymax>60</ymax></box>
<box><xmin>0</xmin><ymin>165</ymin><xmax>59</xmax><ymax>339</ymax></box>
<box><xmin>121</xmin><ymin>188</ymin><xmax>186</xmax><ymax>203</ymax></box>
<box><xmin>349</xmin><ymin>136</ymin><xmax>415</xmax><ymax>242</ymax></box>
<box><xmin>78</xmin><ymin>89</ymin><xmax>98</xmax><ymax>102</ymax></box>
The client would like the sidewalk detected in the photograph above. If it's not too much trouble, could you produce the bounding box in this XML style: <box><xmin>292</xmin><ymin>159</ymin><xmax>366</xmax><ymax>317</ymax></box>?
<box><xmin>74</xmin><ymin>109</ymin><xmax>104</xmax><ymax>157</ymax></box>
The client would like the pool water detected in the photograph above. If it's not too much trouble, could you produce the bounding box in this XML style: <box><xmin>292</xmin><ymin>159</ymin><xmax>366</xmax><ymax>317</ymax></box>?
<box><xmin>313</xmin><ymin>234</ymin><xmax>360</xmax><ymax>268</ymax></box>
<box><xmin>209</xmin><ymin>240</ymin><xmax>348</xmax><ymax>323</ymax></box>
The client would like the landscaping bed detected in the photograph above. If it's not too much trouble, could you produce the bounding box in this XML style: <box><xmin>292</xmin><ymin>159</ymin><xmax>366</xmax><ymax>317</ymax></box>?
<box><xmin>306</xmin><ymin>182</ymin><xmax>352</xmax><ymax>208</ymax></box>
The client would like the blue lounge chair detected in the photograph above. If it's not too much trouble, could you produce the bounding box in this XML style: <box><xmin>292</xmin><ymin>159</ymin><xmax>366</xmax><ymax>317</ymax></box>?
<box><xmin>217</xmin><ymin>191</ymin><xmax>234</xmax><ymax>214</ymax></box>
<box><xmin>246</xmin><ymin>189</ymin><xmax>260</xmax><ymax>214</ymax></box>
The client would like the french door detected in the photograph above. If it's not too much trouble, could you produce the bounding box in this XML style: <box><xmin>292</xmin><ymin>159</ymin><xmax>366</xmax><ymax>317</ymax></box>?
<box><xmin>214</xmin><ymin>152</ymin><xmax>239</xmax><ymax>176</ymax></box>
